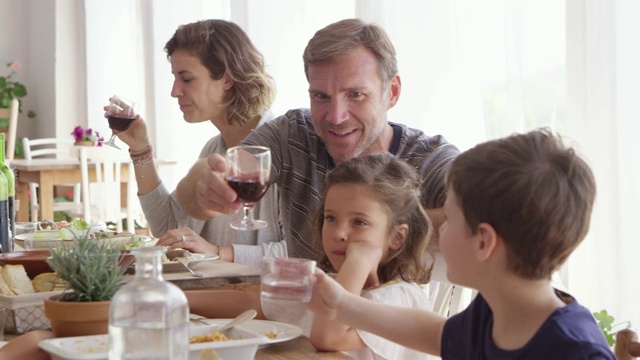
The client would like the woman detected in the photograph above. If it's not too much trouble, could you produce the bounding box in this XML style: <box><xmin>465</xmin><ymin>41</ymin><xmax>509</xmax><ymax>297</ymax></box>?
<box><xmin>112</xmin><ymin>19</ymin><xmax>283</xmax><ymax>266</ymax></box>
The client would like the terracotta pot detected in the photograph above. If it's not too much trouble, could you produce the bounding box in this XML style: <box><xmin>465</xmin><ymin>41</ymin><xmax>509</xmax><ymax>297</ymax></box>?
<box><xmin>74</xmin><ymin>140</ymin><xmax>96</xmax><ymax>146</ymax></box>
<box><xmin>44</xmin><ymin>295</ymin><xmax>110</xmax><ymax>337</ymax></box>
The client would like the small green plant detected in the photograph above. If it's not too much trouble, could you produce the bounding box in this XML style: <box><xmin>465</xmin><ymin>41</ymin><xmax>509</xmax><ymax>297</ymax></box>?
<box><xmin>46</xmin><ymin>229</ymin><xmax>125</xmax><ymax>302</ymax></box>
<box><xmin>593</xmin><ymin>309</ymin><xmax>632</xmax><ymax>347</ymax></box>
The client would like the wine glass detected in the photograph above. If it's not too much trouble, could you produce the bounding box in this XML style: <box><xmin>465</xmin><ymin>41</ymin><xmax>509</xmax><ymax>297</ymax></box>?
<box><xmin>226</xmin><ymin>145</ymin><xmax>271</xmax><ymax>230</ymax></box>
<box><xmin>103</xmin><ymin>95</ymin><xmax>136</xmax><ymax>149</ymax></box>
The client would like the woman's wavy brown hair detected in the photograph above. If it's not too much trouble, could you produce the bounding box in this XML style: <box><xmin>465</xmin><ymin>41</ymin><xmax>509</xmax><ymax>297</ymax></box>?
<box><xmin>314</xmin><ymin>153</ymin><xmax>433</xmax><ymax>285</ymax></box>
<box><xmin>165</xmin><ymin>19</ymin><xmax>275</xmax><ymax>126</ymax></box>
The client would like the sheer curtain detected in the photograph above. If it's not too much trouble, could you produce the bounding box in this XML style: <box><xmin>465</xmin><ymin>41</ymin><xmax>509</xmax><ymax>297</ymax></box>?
<box><xmin>84</xmin><ymin>0</ymin><xmax>638</xmax><ymax>327</ymax></box>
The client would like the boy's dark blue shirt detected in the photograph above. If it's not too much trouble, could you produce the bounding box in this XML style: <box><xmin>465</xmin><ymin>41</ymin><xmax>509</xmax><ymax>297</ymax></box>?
<box><xmin>441</xmin><ymin>290</ymin><xmax>615</xmax><ymax>359</ymax></box>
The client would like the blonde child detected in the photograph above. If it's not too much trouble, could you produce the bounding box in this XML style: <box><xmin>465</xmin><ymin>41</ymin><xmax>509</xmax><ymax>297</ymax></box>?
<box><xmin>304</xmin><ymin>129</ymin><xmax>615</xmax><ymax>359</ymax></box>
<box><xmin>189</xmin><ymin>153</ymin><xmax>438</xmax><ymax>359</ymax></box>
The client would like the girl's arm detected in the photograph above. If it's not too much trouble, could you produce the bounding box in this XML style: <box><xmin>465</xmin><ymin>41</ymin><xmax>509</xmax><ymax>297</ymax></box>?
<box><xmin>308</xmin><ymin>271</ymin><xmax>446</xmax><ymax>355</ymax></box>
<box><xmin>185</xmin><ymin>290</ymin><xmax>265</xmax><ymax>319</ymax></box>
<box><xmin>309</xmin><ymin>242</ymin><xmax>381</xmax><ymax>351</ymax></box>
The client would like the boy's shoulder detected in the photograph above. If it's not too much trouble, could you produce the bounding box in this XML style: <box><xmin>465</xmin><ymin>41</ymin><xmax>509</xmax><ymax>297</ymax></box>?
<box><xmin>441</xmin><ymin>291</ymin><xmax>615</xmax><ymax>359</ymax></box>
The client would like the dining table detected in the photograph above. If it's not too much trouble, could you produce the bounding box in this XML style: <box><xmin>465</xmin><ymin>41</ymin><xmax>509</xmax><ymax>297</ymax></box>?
<box><xmin>0</xmin><ymin>257</ymin><xmax>353</xmax><ymax>359</ymax></box>
<box><xmin>10</xmin><ymin>158</ymin><xmax>175</xmax><ymax>222</ymax></box>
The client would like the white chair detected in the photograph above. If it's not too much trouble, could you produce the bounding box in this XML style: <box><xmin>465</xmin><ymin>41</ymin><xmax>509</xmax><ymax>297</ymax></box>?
<box><xmin>0</xmin><ymin>98</ymin><xmax>19</xmax><ymax>162</ymax></box>
<box><xmin>76</xmin><ymin>146</ymin><xmax>135</xmax><ymax>232</ymax></box>
<box><xmin>428</xmin><ymin>252</ymin><xmax>477</xmax><ymax>317</ymax></box>
<box><xmin>22</xmin><ymin>137</ymin><xmax>82</xmax><ymax>221</ymax></box>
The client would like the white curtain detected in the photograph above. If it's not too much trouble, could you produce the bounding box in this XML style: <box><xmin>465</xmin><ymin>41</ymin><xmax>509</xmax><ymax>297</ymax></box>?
<box><xmin>84</xmin><ymin>0</ymin><xmax>639</xmax><ymax>327</ymax></box>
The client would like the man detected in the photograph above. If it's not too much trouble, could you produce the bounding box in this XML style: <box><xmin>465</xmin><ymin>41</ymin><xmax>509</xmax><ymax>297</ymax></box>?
<box><xmin>175</xmin><ymin>19</ymin><xmax>459</xmax><ymax>262</ymax></box>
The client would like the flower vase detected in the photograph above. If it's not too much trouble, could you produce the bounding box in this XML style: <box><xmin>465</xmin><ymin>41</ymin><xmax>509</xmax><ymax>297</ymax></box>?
<box><xmin>74</xmin><ymin>140</ymin><xmax>96</xmax><ymax>146</ymax></box>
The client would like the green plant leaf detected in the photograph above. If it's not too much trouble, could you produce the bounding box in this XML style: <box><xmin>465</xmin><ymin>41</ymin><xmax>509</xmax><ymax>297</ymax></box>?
<box><xmin>12</xmin><ymin>83</ymin><xmax>26</xmax><ymax>97</ymax></box>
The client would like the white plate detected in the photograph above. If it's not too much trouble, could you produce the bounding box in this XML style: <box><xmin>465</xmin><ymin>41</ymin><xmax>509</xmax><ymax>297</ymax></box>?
<box><xmin>38</xmin><ymin>334</ymin><xmax>109</xmax><ymax>360</ymax></box>
<box><xmin>37</xmin><ymin>326</ymin><xmax>267</xmax><ymax>360</ymax></box>
<box><xmin>190</xmin><ymin>318</ymin><xmax>303</xmax><ymax>346</ymax></box>
<box><xmin>15</xmin><ymin>232</ymin><xmax>154</xmax><ymax>251</ymax></box>
<box><xmin>163</xmin><ymin>254</ymin><xmax>219</xmax><ymax>272</ymax></box>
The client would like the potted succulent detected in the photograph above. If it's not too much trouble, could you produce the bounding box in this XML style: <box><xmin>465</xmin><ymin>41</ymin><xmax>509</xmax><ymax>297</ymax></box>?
<box><xmin>44</xmin><ymin>223</ymin><xmax>126</xmax><ymax>337</ymax></box>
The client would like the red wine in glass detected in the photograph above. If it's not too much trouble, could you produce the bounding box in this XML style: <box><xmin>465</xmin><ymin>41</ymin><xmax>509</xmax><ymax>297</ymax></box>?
<box><xmin>225</xmin><ymin>146</ymin><xmax>272</xmax><ymax>231</ymax></box>
<box><xmin>103</xmin><ymin>95</ymin><xmax>136</xmax><ymax>149</ymax></box>
<box><xmin>227</xmin><ymin>176</ymin><xmax>269</xmax><ymax>203</ymax></box>
<box><xmin>107</xmin><ymin>115</ymin><xmax>135</xmax><ymax>132</ymax></box>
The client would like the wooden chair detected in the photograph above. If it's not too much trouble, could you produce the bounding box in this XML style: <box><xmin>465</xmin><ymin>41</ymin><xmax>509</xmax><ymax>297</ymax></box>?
<box><xmin>0</xmin><ymin>98</ymin><xmax>19</xmax><ymax>162</ymax></box>
<box><xmin>22</xmin><ymin>137</ymin><xmax>82</xmax><ymax>221</ymax></box>
<box><xmin>616</xmin><ymin>329</ymin><xmax>640</xmax><ymax>360</ymax></box>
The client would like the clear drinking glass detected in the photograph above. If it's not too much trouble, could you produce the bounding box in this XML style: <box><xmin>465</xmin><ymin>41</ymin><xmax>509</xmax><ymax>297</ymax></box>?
<box><xmin>103</xmin><ymin>95</ymin><xmax>136</xmax><ymax>149</ymax></box>
<box><xmin>108</xmin><ymin>246</ymin><xmax>189</xmax><ymax>359</ymax></box>
<box><xmin>261</xmin><ymin>257</ymin><xmax>317</xmax><ymax>302</ymax></box>
<box><xmin>226</xmin><ymin>146</ymin><xmax>272</xmax><ymax>230</ymax></box>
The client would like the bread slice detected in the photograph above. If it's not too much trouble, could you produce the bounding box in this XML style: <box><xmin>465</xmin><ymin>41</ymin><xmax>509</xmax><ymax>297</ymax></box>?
<box><xmin>0</xmin><ymin>266</ymin><xmax>14</xmax><ymax>295</ymax></box>
<box><xmin>32</xmin><ymin>272</ymin><xmax>59</xmax><ymax>292</ymax></box>
<box><xmin>1</xmin><ymin>264</ymin><xmax>36</xmax><ymax>295</ymax></box>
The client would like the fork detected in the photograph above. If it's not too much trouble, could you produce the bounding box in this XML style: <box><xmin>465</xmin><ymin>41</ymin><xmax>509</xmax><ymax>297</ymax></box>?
<box><xmin>176</xmin><ymin>257</ymin><xmax>203</xmax><ymax>277</ymax></box>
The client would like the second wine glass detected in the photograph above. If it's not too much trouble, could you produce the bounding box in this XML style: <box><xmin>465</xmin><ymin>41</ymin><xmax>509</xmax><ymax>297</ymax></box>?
<box><xmin>226</xmin><ymin>145</ymin><xmax>271</xmax><ymax>231</ymax></box>
<box><xmin>103</xmin><ymin>95</ymin><xmax>136</xmax><ymax>149</ymax></box>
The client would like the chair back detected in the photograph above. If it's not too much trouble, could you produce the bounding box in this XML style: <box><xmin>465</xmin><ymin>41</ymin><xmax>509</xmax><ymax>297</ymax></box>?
<box><xmin>22</xmin><ymin>137</ymin><xmax>76</xmax><ymax>160</ymax></box>
<box><xmin>428</xmin><ymin>252</ymin><xmax>477</xmax><ymax>317</ymax></box>
<box><xmin>0</xmin><ymin>99</ymin><xmax>19</xmax><ymax>161</ymax></box>
<box><xmin>22</xmin><ymin>137</ymin><xmax>80</xmax><ymax>221</ymax></box>
<box><xmin>78</xmin><ymin>146</ymin><xmax>131</xmax><ymax>232</ymax></box>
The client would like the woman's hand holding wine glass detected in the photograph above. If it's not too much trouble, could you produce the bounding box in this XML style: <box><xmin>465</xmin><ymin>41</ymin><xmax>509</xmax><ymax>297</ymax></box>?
<box><xmin>225</xmin><ymin>146</ymin><xmax>272</xmax><ymax>230</ymax></box>
<box><xmin>103</xmin><ymin>95</ymin><xmax>137</xmax><ymax>149</ymax></box>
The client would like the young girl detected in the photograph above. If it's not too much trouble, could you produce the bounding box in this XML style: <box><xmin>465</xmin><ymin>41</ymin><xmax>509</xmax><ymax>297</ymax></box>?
<box><xmin>305</xmin><ymin>152</ymin><xmax>437</xmax><ymax>360</ymax></box>
<box><xmin>189</xmin><ymin>153</ymin><xmax>438</xmax><ymax>359</ymax></box>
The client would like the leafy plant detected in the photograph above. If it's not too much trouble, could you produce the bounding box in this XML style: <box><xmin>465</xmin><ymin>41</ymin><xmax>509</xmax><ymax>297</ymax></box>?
<box><xmin>46</xmin><ymin>228</ymin><xmax>125</xmax><ymax>302</ymax></box>
<box><xmin>593</xmin><ymin>309</ymin><xmax>632</xmax><ymax>347</ymax></box>
<box><xmin>0</xmin><ymin>60</ymin><xmax>36</xmax><ymax>124</ymax></box>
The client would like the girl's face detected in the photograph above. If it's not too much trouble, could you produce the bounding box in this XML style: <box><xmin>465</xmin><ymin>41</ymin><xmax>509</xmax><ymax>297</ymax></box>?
<box><xmin>321</xmin><ymin>183</ymin><xmax>395</xmax><ymax>271</ymax></box>
<box><xmin>439</xmin><ymin>187</ymin><xmax>477</xmax><ymax>287</ymax></box>
<box><xmin>169</xmin><ymin>49</ymin><xmax>228</xmax><ymax>124</ymax></box>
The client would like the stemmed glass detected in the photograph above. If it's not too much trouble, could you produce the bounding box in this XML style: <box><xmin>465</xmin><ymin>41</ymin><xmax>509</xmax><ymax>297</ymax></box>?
<box><xmin>103</xmin><ymin>95</ymin><xmax>136</xmax><ymax>149</ymax></box>
<box><xmin>226</xmin><ymin>146</ymin><xmax>272</xmax><ymax>230</ymax></box>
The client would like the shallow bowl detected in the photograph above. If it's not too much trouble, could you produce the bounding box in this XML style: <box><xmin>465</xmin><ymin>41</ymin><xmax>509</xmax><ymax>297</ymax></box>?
<box><xmin>0</xmin><ymin>250</ymin><xmax>137</xmax><ymax>279</ymax></box>
<box><xmin>0</xmin><ymin>250</ymin><xmax>53</xmax><ymax>278</ymax></box>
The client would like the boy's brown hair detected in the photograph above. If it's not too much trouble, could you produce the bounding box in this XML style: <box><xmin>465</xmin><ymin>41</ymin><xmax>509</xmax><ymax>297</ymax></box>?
<box><xmin>446</xmin><ymin>128</ymin><xmax>596</xmax><ymax>279</ymax></box>
<box><xmin>315</xmin><ymin>153</ymin><xmax>433</xmax><ymax>284</ymax></box>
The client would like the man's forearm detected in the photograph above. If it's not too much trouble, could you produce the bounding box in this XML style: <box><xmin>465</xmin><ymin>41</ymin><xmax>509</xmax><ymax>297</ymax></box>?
<box><xmin>176</xmin><ymin>159</ymin><xmax>211</xmax><ymax>220</ymax></box>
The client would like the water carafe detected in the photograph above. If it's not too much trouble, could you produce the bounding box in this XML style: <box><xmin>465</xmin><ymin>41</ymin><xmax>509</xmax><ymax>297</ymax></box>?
<box><xmin>109</xmin><ymin>246</ymin><xmax>189</xmax><ymax>359</ymax></box>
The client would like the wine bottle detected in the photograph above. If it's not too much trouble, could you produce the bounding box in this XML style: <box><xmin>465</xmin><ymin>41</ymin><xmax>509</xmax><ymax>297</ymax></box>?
<box><xmin>0</xmin><ymin>133</ymin><xmax>15</xmax><ymax>251</ymax></box>
<box><xmin>0</xmin><ymin>141</ymin><xmax>8</xmax><ymax>252</ymax></box>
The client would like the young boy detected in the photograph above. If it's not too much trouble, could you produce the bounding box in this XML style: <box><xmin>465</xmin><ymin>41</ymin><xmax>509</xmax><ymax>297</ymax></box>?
<box><xmin>305</xmin><ymin>129</ymin><xmax>615</xmax><ymax>359</ymax></box>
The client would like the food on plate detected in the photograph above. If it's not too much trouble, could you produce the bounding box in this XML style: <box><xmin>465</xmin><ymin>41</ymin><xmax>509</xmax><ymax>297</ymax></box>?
<box><xmin>197</xmin><ymin>348</ymin><xmax>221</xmax><ymax>360</ymax></box>
<box><xmin>189</xmin><ymin>331</ymin><xmax>231</xmax><ymax>344</ymax></box>
<box><xmin>264</xmin><ymin>331</ymin><xmax>277</xmax><ymax>339</ymax></box>
<box><xmin>0</xmin><ymin>264</ymin><xmax>35</xmax><ymax>295</ymax></box>
<box><xmin>165</xmin><ymin>249</ymin><xmax>193</xmax><ymax>261</ymax></box>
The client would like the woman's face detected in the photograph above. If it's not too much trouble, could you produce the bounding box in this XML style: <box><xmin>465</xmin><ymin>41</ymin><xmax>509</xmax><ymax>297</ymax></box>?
<box><xmin>169</xmin><ymin>49</ymin><xmax>228</xmax><ymax>124</ymax></box>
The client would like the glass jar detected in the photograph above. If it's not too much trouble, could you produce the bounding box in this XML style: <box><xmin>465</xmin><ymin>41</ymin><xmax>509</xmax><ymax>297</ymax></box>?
<box><xmin>109</xmin><ymin>246</ymin><xmax>189</xmax><ymax>359</ymax></box>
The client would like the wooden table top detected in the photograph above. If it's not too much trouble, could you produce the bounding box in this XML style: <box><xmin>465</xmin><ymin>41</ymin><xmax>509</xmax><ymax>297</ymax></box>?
<box><xmin>146</xmin><ymin>259</ymin><xmax>261</xmax><ymax>291</ymax></box>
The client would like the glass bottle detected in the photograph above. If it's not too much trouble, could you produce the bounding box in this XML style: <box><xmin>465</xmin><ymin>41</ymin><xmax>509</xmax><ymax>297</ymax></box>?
<box><xmin>109</xmin><ymin>246</ymin><xmax>189</xmax><ymax>359</ymax></box>
<box><xmin>0</xmin><ymin>134</ymin><xmax>8</xmax><ymax>253</ymax></box>
<box><xmin>0</xmin><ymin>133</ymin><xmax>15</xmax><ymax>251</ymax></box>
